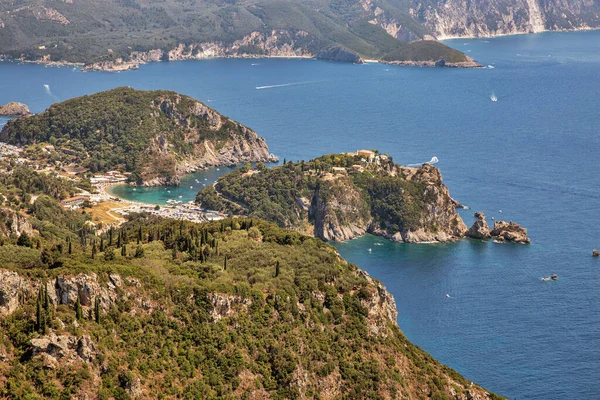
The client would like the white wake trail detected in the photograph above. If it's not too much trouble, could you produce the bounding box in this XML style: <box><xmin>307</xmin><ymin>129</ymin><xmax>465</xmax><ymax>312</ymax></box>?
<box><xmin>256</xmin><ymin>81</ymin><xmax>315</xmax><ymax>90</ymax></box>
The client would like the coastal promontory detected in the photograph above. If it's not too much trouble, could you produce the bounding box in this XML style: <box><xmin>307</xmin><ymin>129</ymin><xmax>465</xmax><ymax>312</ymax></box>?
<box><xmin>0</xmin><ymin>87</ymin><xmax>277</xmax><ymax>186</ymax></box>
<box><xmin>196</xmin><ymin>152</ymin><xmax>468</xmax><ymax>243</ymax></box>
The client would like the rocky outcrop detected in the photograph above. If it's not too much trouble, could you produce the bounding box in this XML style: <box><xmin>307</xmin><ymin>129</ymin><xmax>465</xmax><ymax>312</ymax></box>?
<box><xmin>387</xmin><ymin>164</ymin><xmax>468</xmax><ymax>243</ymax></box>
<box><xmin>309</xmin><ymin>178</ymin><xmax>371</xmax><ymax>242</ymax></box>
<box><xmin>0</xmin><ymin>207</ymin><xmax>35</xmax><ymax>237</ymax></box>
<box><xmin>0</xmin><ymin>270</ymin><xmax>26</xmax><ymax>316</ymax></box>
<box><xmin>316</xmin><ymin>46</ymin><xmax>365</xmax><ymax>64</ymax></box>
<box><xmin>466</xmin><ymin>212</ymin><xmax>491</xmax><ymax>239</ymax></box>
<box><xmin>593</xmin><ymin>249</ymin><xmax>599</xmax><ymax>257</ymax></box>
<box><xmin>207</xmin><ymin>293</ymin><xmax>252</xmax><ymax>321</ymax></box>
<box><xmin>82</xmin><ymin>60</ymin><xmax>139</xmax><ymax>72</ymax></box>
<box><xmin>0</xmin><ymin>102</ymin><xmax>30</xmax><ymax>116</ymax></box>
<box><xmin>356</xmin><ymin>269</ymin><xmax>398</xmax><ymax>337</ymax></box>
<box><xmin>382</xmin><ymin>58</ymin><xmax>482</xmax><ymax>68</ymax></box>
<box><xmin>491</xmin><ymin>220</ymin><xmax>530</xmax><ymax>244</ymax></box>
<box><xmin>30</xmin><ymin>332</ymin><xmax>97</xmax><ymax>367</ymax></box>
<box><xmin>54</xmin><ymin>272</ymin><xmax>118</xmax><ymax>308</ymax></box>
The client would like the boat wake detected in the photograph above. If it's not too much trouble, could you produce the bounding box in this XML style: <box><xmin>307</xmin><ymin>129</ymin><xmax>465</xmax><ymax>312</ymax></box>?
<box><xmin>256</xmin><ymin>81</ymin><xmax>315</xmax><ymax>90</ymax></box>
<box><xmin>490</xmin><ymin>93</ymin><xmax>498</xmax><ymax>102</ymax></box>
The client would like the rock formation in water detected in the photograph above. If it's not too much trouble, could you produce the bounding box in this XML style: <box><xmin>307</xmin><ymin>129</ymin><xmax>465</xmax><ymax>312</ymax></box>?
<box><xmin>0</xmin><ymin>102</ymin><xmax>30</xmax><ymax>116</ymax></box>
<box><xmin>0</xmin><ymin>88</ymin><xmax>278</xmax><ymax>186</ymax></box>
<box><xmin>466</xmin><ymin>212</ymin><xmax>492</xmax><ymax>239</ymax></box>
<box><xmin>490</xmin><ymin>220</ymin><xmax>531</xmax><ymax>244</ymax></box>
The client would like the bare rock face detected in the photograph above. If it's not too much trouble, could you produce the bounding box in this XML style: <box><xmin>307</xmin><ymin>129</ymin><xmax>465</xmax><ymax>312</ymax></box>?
<box><xmin>395</xmin><ymin>164</ymin><xmax>468</xmax><ymax>243</ymax></box>
<box><xmin>0</xmin><ymin>102</ymin><xmax>30</xmax><ymax>116</ymax></box>
<box><xmin>0</xmin><ymin>270</ymin><xmax>24</xmax><ymax>316</ymax></box>
<box><xmin>491</xmin><ymin>220</ymin><xmax>530</xmax><ymax>244</ymax></box>
<box><xmin>207</xmin><ymin>293</ymin><xmax>252</xmax><ymax>321</ymax></box>
<box><xmin>54</xmin><ymin>272</ymin><xmax>118</xmax><ymax>309</ymax></box>
<box><xmin>356</xmin><ymin>270</ymin><xmax>398</xmax><ymax>337</ymax></box>
<box><xmin>0</xmin><ymin>207</ymin><xmax>35</xmax><ymax>238</ymax></box>
<box><xmin>30</xmin><ymin>332</ymin><xmax>97</xmax><ymax>364</ymax></box>
<box><xmin>466</xmin><ymin>212</ymin><xmax>491</xmax><ymax>239</ymax></box>
<box><xmin>309</xmin><ymin>178</ymin><xmax>371</xmax><ymax>242</ymax></box>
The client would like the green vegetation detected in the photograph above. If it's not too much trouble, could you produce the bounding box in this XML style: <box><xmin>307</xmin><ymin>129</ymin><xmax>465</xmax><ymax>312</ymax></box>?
<box><xmin>0</xmin><ymin>0</ymin><xmax>471</xmax><ymax>64</ymax></box>
<box><xmin>0</xmin><ymin>87</ymin><xmax>254</xmax><ymax>184</ymax></box>
<box><xmin>0</xmin><ymin>164</ymin><xmax>498</xmax><ymax>398</ymax></box>
<box><xmin>197</xmin><ymin>153</ymin><xmax>436</xmax><ymax>237</ymax></box>
<box><xmin>382</xmin><ymin>40</ymin><xmax>470</xmax><ymax>63</ymax></box>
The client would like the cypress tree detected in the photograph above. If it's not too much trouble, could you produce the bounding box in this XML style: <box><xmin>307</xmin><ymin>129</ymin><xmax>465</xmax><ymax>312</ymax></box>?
<box><xmin>75</xmin><ymin>298</ymin><xmax>83</xmax><ymax>320</ymax></box>
<box><xmin>275</xmin><ymin>260</ymin><xmax>280</xmax><ymax>277</ymax></box>
<box><xmin>100</xmin><ymin>237</ymin><xmax>104</xmax><ymax>252</ymax></box>
<box><xmin>36</xmin><ymin>297</ymin><xmax>42</xmax><ymax>331</ymax></box>
<box><xmin>94</xmin><ymin>297</ymin><xmax>101</xmax><ymax>324</ymax></box>
<box><xmin>68</xmin><ymin>241</ymin><xmax>72</xmax><ymax>255</ymax></box>
<box><xmin>223</xmin><ymin>256</ymin><xmax>227</xmax><ymax>271</ymax></box>
<box><xmin>117</xmin><ymin>231</ymin><xmax>121</xmax><ymax>248</ymax></box>
<box><xmin>138</xmin><ymin>227</ymin><xmax>143</xmax><ymax>244</ymax></box>
<box><xmin>121</xmin><ymin>244</ymin><xmax>127</xmax><ymax>257</ymax></box>
<box><xmin>109</xmin><ymin>228</ymin><xmax>113</xmax><ymax>246</ymax></box>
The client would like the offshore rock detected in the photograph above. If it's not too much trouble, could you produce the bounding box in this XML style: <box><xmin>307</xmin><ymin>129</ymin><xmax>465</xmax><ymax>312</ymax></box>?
<box><xmin>491</xmin><ymin>220</ymin><xmax>530</xmax><ymax>244</ymax></box>
<box><xmin>466</xmin><ymin>212</ymin><xmax>491</xmax><ymax>239</ymax></box>
<box><xmin>0</xmin><ymin>102</ymin><xmax>30</xmax><ymax>116</ymax></box>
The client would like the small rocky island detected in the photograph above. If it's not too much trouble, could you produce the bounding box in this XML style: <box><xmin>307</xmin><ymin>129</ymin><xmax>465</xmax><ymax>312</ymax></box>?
<box><xmin>0</xmin><ymin>102</ymin><xmax>30</xmax><ymax>116</ymax></box>
<box><xmin>466</xmin><ymin>212</ymin><xmax>530</xmax><ymax>244</ymax></box>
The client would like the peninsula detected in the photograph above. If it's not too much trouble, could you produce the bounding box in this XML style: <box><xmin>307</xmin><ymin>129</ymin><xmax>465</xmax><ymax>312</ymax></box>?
<box><xmin>0</xmin><ymin>88</ymin><xmax>278</xmax><ymax>186</ymax></box>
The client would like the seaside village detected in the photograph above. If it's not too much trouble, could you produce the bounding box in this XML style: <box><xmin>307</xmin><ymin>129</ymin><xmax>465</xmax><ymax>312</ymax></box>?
<box><xmin>0</xmin><ymin>143</ymin><xmax>385</xmax><ymax>230</ymax></box>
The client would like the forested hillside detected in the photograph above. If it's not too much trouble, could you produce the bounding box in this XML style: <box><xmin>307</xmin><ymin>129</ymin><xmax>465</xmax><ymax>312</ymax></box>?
<box><xmin>0</xmin><ymin>164</ymin><xmax>501</xmax><ymax>399</ymax></box>
<box><xmin>0</xmin><ymin>0</ymin><xmax>474</xmax><ymax>65</ymax></box>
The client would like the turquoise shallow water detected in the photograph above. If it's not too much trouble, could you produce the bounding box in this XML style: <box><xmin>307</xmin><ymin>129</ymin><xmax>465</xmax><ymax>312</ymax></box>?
<box><xmin>2</xmin><ymin>30</ymin><xmax>600</xmax><ymax>399</ymax></box>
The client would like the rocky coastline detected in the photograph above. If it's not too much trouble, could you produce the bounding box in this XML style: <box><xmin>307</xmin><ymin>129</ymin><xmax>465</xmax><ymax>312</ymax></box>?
<box><xmin>466</xmin><ymin>212</ymin><xmax>530</xmax><ymax>244</ymax></box>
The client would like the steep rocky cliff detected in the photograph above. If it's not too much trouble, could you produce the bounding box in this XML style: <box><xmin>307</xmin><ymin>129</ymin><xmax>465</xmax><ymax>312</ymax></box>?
<box><xmin>197</xmin><ymin>153</ymin><xmax>468</xmax><ymax>243</ymax></box>
<box><xmin>410</xmin><ymin>0</ymin><xmax>600</xmax><ymax>38</ymax></box>
<box><xmin>0</xmin><ymin>88</ymin><xmax>277</xmax><ymax>186</ymax></box>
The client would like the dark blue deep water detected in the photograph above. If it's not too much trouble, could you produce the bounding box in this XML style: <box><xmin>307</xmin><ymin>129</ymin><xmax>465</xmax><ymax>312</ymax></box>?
<box><xmin>2</xmin><ymin>30</ymin><xmax>600</xmax><ymax>399</ymax></box>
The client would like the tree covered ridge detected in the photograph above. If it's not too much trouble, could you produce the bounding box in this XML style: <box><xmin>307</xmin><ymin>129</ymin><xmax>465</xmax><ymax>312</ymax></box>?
<box><xmin>0</xmin><ymin>212</ymin><xmax>500</xmax><ymax>399</ymax></box>
<box><xmin>0</xmin><ymin>87</ymin><xmax>271</xmax><ymax>184</ymax></box>
<box><xmin>0</xmin><ymin>164</ymin><xmax>499</xmax><ymax>398</ymax></box>
<box><xmin>196</xmin><ymin>152</ymin><xmax>466</xmax><ymax>242</ymax></box>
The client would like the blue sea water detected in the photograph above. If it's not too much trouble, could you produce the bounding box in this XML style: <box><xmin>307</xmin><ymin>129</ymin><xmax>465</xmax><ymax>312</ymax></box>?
<box><xmin>2</xmin><ymin>30</ymin><xmax>600</xmax><ymax>399</ymax></box>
